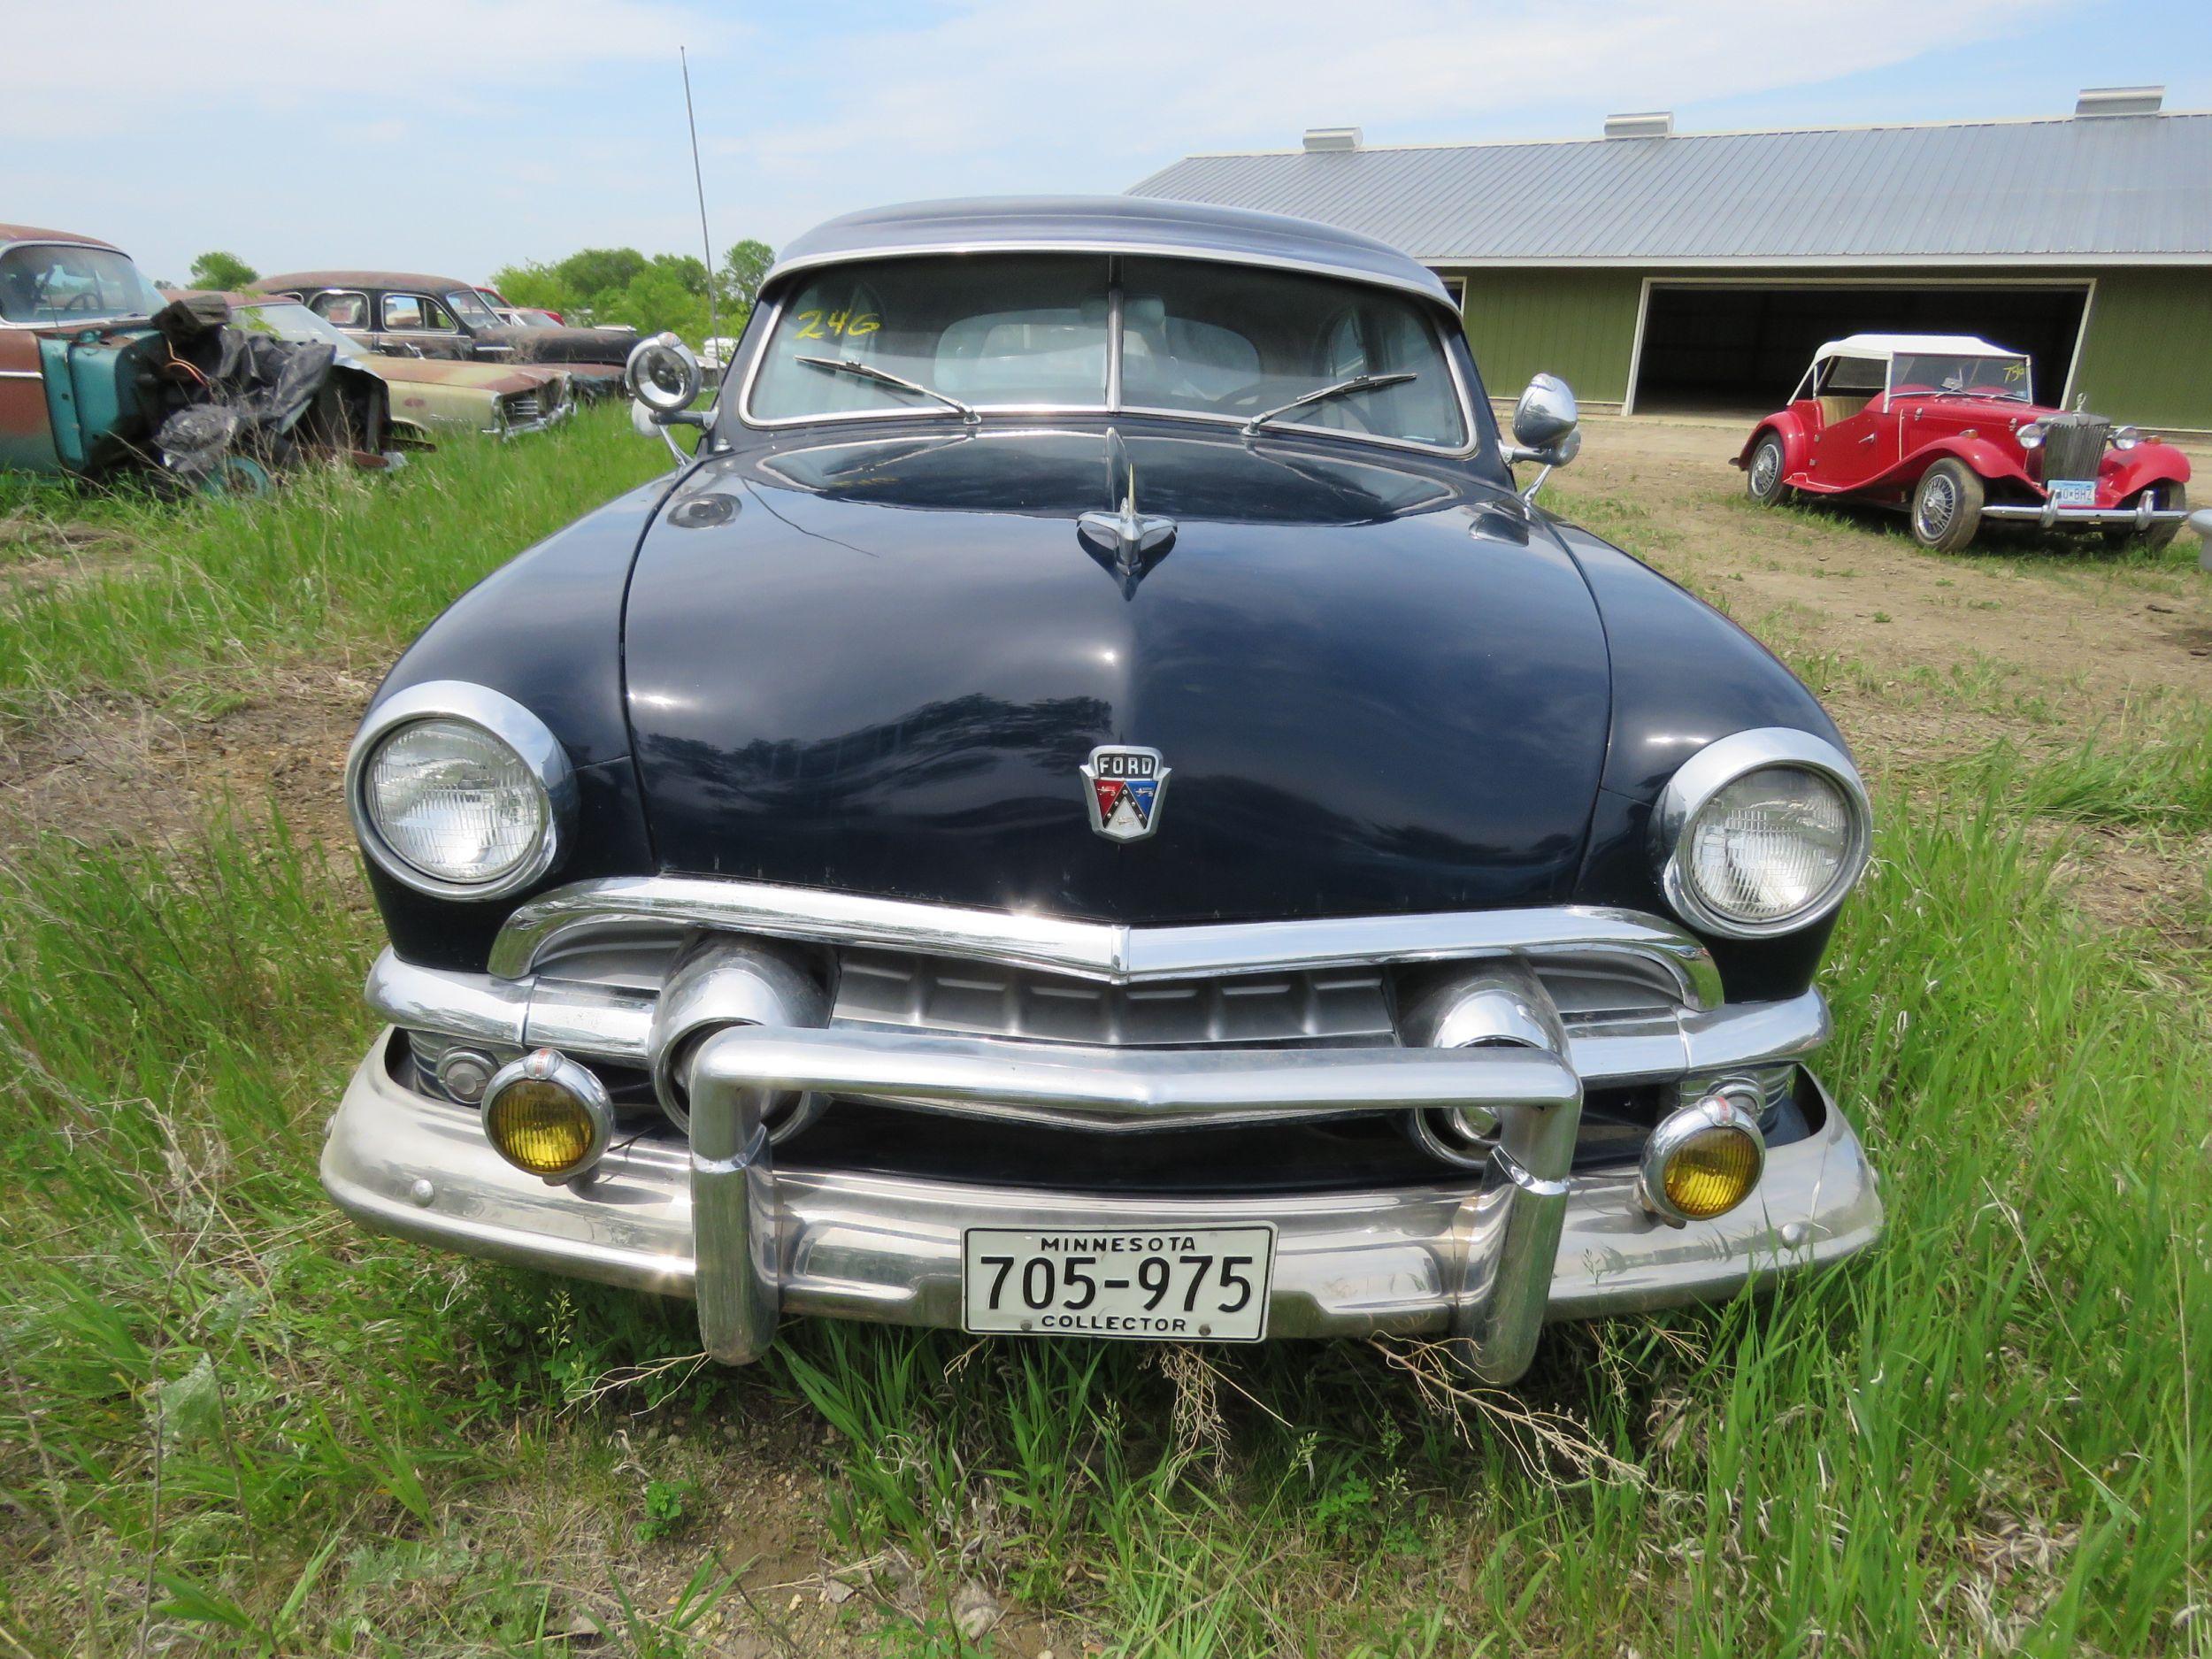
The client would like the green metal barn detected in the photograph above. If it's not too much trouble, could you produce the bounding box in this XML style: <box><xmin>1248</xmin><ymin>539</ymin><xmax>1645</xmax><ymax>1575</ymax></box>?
<box><xmin>1133</xmin><ymin>90</ymin><xmax>2212</xmax><ymax>432</ymax></box>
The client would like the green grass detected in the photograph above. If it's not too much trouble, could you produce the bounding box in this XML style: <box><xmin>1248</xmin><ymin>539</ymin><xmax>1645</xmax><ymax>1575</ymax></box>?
<box><xmin>2</xmin><ymin>436</ymin><xmax>2209</xmax><ymax>1653</ymax></box>
<box><xmin>1968</xmin><ymin>708</ymin><xmax>2212</xmax><ymax>832</ymax></box>
<box><xmin>0</xmin><ymin>413</ymin><xmax>669</xmax><ymax>721</ymax></box>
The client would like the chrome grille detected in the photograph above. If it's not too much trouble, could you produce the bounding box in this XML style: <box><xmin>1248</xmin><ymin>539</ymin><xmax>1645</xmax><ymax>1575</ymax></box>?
<box><xmin>833</xmin><ymin>949</ymin><xmax>1395</xmax><ymax>1047</ymax></box>
<box><xmin>829</xmin><ymin>948</ymin><xmax>1684</xmax><ymax>1048</ymax></box>
<box><xmin>2039</xmin><ymin>412</ymin><xmax>2109</xmax><ymax>482</ymax></box>
<box><xmin>504</xmin><ymin>393</ymin><xmax>543</xmax><ymax>425</ymax></box>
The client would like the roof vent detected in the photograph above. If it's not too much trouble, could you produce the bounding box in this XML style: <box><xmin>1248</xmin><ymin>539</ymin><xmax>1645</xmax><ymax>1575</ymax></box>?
<box><xmin>2076</xmin><ymin>85</ymin><xmax>2162</xmax><ymax>117</ymax></box>
<box><xmin>1603</xmin><ymin>111</ymin><xmax>1674</xmax><ymax>139</ymax></box>
<box><xmin>1302</xmin><ymin>127</ymin><xmax>1363</xmax><ymax>151</ymax></box>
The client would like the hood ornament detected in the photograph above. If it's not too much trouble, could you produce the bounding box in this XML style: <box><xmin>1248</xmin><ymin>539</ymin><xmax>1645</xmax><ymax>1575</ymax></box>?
<box><xmin>1077</xmin><ymin>429</ymin><xmax>1175</xmax><ymax>599</ymax></box>
<box><xmin>1081</xmin><ymin>744</ymin><xmax>1170</xmax><ymax>841</ymax></box>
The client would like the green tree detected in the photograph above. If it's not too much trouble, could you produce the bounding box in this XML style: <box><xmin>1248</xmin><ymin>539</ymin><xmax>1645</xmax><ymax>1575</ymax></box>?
<box><xmin>647</xmin><ymin>252</ymin><xmax>710</xmax><ymax>296</ymax></box>
<box><xmin>719</xmin><ymin>239</ymin><xmax>773</xmax><ymax>312</ymax></box>
<box><xmin>188</xmin><ymin>250</ymin><xmax>258</xmax><ymax>291</ymax></box>
<box><xmin>551</xmin><ymin>247</ymin><xmax>647</xmax><ymax>296</ymax></box>
<box><xmin>486</xmin><ymin>261</ymin><xmax>570</xmax><ymax>314</ymax></box>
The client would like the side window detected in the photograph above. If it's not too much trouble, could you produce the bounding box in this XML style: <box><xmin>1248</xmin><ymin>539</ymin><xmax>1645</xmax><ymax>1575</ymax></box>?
<box><xmin>1813</xmin><ymin>356</ymin><xmax>1884</xmax><ymax>421</ymax></box>
<box><xmin>382</xmin><ymin>293</ymin><xmax>456</xmax><ymax>332</ymax></box>
<box><xmin>312</xmin><ymin>290</ymin><xmax>368</xmax><ymax>329</ymax></box>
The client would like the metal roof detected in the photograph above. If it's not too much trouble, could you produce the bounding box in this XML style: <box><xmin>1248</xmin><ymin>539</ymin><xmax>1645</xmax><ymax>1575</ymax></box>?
<box><xmin>1130</xmin><ymin>113</ymin><xmax>2212</xmax><ymax>267</ymax></box>
<box><xmin>765</xmin><ymin>195</ymin><xmax>1458</xmax><ymax>306</ymax></box>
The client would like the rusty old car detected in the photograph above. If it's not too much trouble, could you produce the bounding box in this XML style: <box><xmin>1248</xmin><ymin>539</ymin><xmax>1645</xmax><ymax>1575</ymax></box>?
<box><xmin>3</xmin><ymin>224</ymin><xmax>403</xmax><ymax>491</ymax></box>
<box><xmin>225</xmin><ymin>296</ymin><xmax>572</xmax><ymax>437</ymax></box>
<box><xmin>257</xmin><ymin>269</ymin><xmax>632</xmax><ymax>397</ymax></box>
<box><xmin>1739</xmin><ymin>333</ymin><xmax>2195</xmax><ymax>551</ymax></box>
<box><xmin>321</xmin><ymin>197</ymin><xmax>1884</xmax><ymax>1382</ymax></box>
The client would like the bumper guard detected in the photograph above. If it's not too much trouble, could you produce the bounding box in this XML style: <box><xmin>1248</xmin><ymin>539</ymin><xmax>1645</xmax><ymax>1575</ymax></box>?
<box><xmin>324</xmin><ymin>1025</ymin><xmax>1883</xmax><ymax>1379</ymax></box>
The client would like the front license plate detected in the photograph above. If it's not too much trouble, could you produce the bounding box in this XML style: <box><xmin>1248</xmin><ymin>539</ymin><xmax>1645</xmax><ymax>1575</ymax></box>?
<box><xmin>962</xmin><ymin>1225</ymin><xmax>1277</xmax><ymax>1341</ymax></box>
<box><xmin>2047</xmin><ymin>478</ymin><xmax>2096</xmax><ymax>507</ymax></box>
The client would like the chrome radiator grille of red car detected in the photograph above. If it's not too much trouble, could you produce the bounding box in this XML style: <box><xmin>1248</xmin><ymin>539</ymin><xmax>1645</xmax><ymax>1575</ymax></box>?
<box><xmin>2039</xmin><ymin>413</ymin><xmax>2110</xmax><ymax>482</ymax></box>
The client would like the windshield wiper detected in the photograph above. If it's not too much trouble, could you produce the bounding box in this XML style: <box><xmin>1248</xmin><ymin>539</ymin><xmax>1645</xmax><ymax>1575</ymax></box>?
<box><xmin>796</xmin><ymin>354</ymin><xmax>978</xmax><ymax>424</ymax></box>
<box><xmin>1241</xmin><ymin>371</ymin><xmax>1416</xmax><ymax>437</ymax></box>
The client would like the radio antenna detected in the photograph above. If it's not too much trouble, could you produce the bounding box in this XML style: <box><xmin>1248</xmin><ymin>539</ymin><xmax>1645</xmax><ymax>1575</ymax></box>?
<box><xmin>680</xmin><ymin>46</ymin><xmax>720</xmax><ymax>347</ymax></box>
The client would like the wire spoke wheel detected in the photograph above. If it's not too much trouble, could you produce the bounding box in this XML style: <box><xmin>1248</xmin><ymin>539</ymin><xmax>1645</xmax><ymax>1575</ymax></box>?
<box><xmin>1910</xmin><ymin>458</ymin><xmax>1984</xmax><ymax>551</ymax></box>
<box><xmin>1915</xmin><ymin>472</ymin><xmax>1955</xmax><ymax>537</ymax></box>
<box><xmin>1746</xmin><ymin>435</ymin><xmax>1785</xmax><ymax>503</ymax></box>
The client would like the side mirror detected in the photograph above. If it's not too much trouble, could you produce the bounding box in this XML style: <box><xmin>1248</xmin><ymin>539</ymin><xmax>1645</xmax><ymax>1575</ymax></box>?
<box><xmin>1505</xmin><ymin>373</ymin><xmax>1579</xmax><ymax>502</ymax></box>
<box><xmin>1510</xmin><ymin>373</ymin><xmax>1578</xmax><ymax>454</ymax></box>
<box><xmin>626</xmin><ymin>332</ymin><xmax>708</xmax><ymax>465</ymax></box>
<box><xmin>626</xmin><ymin>331</ymin><xmax>703</xmax><ymax>416</ymax></box>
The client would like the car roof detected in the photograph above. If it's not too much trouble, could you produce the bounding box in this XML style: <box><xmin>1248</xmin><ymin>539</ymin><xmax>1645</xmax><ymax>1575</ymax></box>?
<box><xmin>766</xmin><ymin>195</ymin><xmax>1458</xmax><ymax>309</ymax></box>
<box><xmin>1815</xmin><ymin>333</ymin><xmax>2023</xmax><ymax>363</ymax></box>
<box><xmin>0</xmin><ymin>223</ymin><xmax>126</xmax><ymax>253</ymax></box>
<box><xmin>257</xmin><ymin>270</ymin><xmax>480</xmax><ymax>294</ymax></box>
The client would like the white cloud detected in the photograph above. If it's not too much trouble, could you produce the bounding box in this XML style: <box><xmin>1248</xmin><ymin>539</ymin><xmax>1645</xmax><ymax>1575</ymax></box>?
<box><xmin>0</xmin><ymin>0</ymin><xmax>739</xmax><ymax>134</ymax></box>
<box><xmin>724</xmin><ymin>0</ymin><xmax>2058</xmax><ymax>174</ymax></box>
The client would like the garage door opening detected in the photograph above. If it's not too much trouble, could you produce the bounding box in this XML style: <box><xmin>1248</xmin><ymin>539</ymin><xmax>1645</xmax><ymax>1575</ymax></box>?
<box><xmin>1628</xmin><ymin>282</ymin><xmax>2090</xmax><ymax>418</ymax></box>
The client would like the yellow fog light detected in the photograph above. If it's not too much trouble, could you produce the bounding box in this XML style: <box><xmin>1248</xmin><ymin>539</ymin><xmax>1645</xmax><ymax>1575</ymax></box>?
<box><xmin>481</xmin><ymin>1049</ymin><xmax>613</xmax><ymax>1184</ymax></box>
<box><xmin>1638</xmin><ymin>1089</ymin><xmax>1766</xmax><ymax>1227</ymax></box>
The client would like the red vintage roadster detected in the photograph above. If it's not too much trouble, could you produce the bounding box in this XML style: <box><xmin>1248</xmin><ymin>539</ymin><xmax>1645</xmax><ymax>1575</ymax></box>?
<box><xmin>1736</xmin><ymin>334</ymin><xmax>2192</xmax><ymax>552</ymax></box>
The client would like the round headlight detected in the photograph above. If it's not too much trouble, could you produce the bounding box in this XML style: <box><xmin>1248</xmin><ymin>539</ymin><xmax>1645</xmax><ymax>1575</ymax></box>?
<box><xmin>2113</xmin><ymin>426</ymin><xmax>2141</xmax><ymax>450</ymax></box>
<box><xmin>346</xmin><ymin>682</ymin><xmax>575</xmax><ymax>900</ymax></box>
<box><xmin>1656</xmin><ymin>730</ymin><xmax>1870</xmax><ymax>940</ymax></box>
<box><xmin>2016</xmin><ymin>419</ymin><xmax>2047</xmax><ymax>450</ymax></box>
<box><xmin>1686</xmin><ymin>766</ymin><xmax>1855</xmax><ymax>926</ymax></box>
<box><xmin>365</xmin><ymin>719</ymin><xmax>545</xmax><ymax>883</ymax></box>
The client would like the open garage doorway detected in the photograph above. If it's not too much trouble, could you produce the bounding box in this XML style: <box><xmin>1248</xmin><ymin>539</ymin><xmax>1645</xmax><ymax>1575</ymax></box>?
<box><xmin>1626</xmin><ymin>281</ymin><xmax>2091</xmax><ymax>417</ymax></box>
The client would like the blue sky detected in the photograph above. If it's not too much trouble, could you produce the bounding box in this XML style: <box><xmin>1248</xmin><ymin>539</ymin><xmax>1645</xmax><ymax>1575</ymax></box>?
<box><xmin>11</xmin><ymin>0</ymin><xmax>2210</xmax><ymax>287</ymax></box>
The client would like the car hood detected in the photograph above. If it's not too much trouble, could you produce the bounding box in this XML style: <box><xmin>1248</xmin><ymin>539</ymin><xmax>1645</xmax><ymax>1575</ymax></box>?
<box><xmin>622</xmin><ymin>424</ymin><xmax>1612</xmax><ymax>924</ymax></box>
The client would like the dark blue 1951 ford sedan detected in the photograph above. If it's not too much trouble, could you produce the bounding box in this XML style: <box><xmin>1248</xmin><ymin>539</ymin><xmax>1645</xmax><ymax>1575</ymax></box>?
<box><xmin>323</xmin><ymin>197</ymin><xmax>1881</xmax><ymax>1381</ymax></box>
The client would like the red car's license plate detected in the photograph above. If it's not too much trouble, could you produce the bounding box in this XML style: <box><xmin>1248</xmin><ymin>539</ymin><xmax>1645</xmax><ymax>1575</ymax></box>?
<box><xmin>2047</xmin><ymin>479</ymin><xmax>2096</xmax><ymax>507</ymax></box>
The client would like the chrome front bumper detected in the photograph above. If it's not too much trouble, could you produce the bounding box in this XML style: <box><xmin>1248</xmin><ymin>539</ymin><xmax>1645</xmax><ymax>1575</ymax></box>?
<box><xmin>1980</xmin><ymin>499</ymin><xmax>2190</xmax><ymax>529</ymax></box>
<box><xmin>323</xmin><ymin>1026</ymin><xmax>1883</xmax><ymax>1377</ymax></box>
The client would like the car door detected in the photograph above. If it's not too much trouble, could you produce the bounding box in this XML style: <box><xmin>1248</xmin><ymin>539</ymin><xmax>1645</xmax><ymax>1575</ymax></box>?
<box><xmin>0</xmin><ymin>327</ymin><xmax>59</xmax><ymax>472</ymax></box>
<box><xmin>1808</xmin><ymin>356</ymin><xmax>1896</xmax><ymax>490</ymax></box>
<box><xmin>376</xmin><ymin>291</ymin><xmax>470</xmax><ymax>360</ymax></box>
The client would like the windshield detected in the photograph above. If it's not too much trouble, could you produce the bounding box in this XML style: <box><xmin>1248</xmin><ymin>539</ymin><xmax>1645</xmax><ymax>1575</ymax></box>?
<box><xmin>513</xmin><ymin>310</ymin><xmax>558</xmax><ymax>328</ymax></box>
<box><xmin>445</xmin><ymin>288</ymin><xmax>503</xmax><ymax>328</ymax></box>
<box><xmin>745</xmin><ymin>253</ymin><xmax>1468</xmax><ymax>449</ymax></box>
<box><xmin>1890</xmin><ymin>352</ymin><xmax>2032</xmax><ymax>402</ymax></box>
<box><xmin>232</xmin><ymin>301</ymin><xmax>373</xmax><ymax>360</ymax></box>
<box><xmin>0</xmin><ymin>242</ymin><xmax>165</xmax><ymax>326</ymax></box>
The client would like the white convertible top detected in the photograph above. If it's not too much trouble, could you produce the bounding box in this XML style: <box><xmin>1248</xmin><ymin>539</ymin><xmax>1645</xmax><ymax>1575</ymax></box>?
<box><xmin>1813</xmin><ymin>333</ymin><xmax>2023</xmax><ymax>363</ymax></box>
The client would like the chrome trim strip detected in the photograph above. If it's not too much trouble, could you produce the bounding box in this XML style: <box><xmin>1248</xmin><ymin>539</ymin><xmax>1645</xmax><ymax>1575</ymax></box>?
<box><xmin>322</xmin><ymin>1033</ymin><xmax>1884</xmax><ymax>1352</ymax></box>
<box><xmin>487</xmin><ymin>879</ymin><xmax>1724</xmax><ymax>1008</ymax></box>
<box><xmin>687</xmin><ymin>1023</ymin><xmax>1581</xmax><ymax>1132</ymax></box>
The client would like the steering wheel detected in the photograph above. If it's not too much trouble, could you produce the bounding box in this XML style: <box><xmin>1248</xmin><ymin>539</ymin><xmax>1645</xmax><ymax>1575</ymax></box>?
<box><xmin>56</xmin><ymin>288</ymin><xmax>103</xmax><ymax>315</ymax></box>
